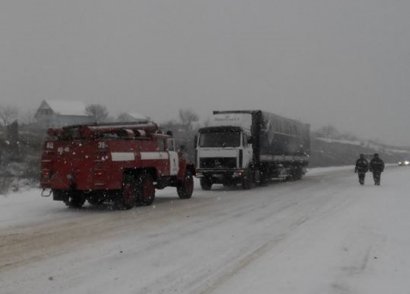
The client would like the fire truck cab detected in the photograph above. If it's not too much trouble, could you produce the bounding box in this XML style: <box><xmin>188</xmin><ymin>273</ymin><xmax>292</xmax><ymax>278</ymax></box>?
<box><xmin>41</xmin><ymin>121</ymin><xmax>195</xmax><ymax>209</ymax></box>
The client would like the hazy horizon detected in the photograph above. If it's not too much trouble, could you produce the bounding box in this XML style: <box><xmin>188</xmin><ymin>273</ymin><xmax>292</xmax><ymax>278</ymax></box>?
<box><xmin>1</xmin><ymin>1</ymin><xmax>410</xmax><ymax>145</ymax></box>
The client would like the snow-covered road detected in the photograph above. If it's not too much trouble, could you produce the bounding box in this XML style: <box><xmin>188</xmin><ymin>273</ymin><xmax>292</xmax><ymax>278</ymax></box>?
<box><xmin>1</xmin><ymin>166</ymin><xmax>409</xmax><ymax>294</ymax></box>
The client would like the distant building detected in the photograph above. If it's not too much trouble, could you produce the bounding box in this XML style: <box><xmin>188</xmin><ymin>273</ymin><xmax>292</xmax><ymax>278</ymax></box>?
<box><xmin>34</xmin><ymin>100</ymin><xmax>93</xmax><ymax>128</ymax></box>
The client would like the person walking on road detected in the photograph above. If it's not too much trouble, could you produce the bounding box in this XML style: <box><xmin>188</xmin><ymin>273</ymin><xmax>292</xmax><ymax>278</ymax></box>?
<box><xmin>355</xmin><ymin>154</ymin><xmax>369</xmax><ymax>185</ymax></box>
<box><xmin>369</xmin><ymin>153</ymin><xmax>385</xmax><ymax>185</ymax></box>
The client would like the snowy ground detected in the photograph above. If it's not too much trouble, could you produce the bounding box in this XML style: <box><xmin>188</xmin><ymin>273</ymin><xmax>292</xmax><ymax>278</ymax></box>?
<box><xmin>1</xmin><ymin>165</ymin><xmax>409</xmax><ymax>294</ymax></box>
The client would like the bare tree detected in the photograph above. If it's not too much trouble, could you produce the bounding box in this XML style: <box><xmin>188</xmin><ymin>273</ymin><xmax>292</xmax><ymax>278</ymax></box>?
<box><xmin>179</xmin><ymin>109</ymin><xmax>199</xmax><ymax>129</ymax></box>
<box><xmin>0</xmin><ymin>105</ymin><xmax>18</xmax><ymax>126</ymax></box>
<box><xmin>85</xmin><ymin>104</ymin><xmax>109</xmax><ymax>123</ymax></box>
<box><xmin>19</xmin><ymin>109</ymin><xmax>36</xmax><ymax>125</ymax></box>
<box><xmin>117</xmin><ymin>113</ymin><xmax>132</xmax><ymax>122</ymax></box>
<box><xmin>315</xmin><ymin>125</ymin><xmax>340</xmax><ymax>139</ymax></box>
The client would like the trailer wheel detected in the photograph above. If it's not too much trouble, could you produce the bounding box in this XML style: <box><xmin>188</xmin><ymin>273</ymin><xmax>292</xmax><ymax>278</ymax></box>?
<box><xmin>136</xmin><ymin>174</ymin><xmax>155</xmax><ymax>206</ymax></box>
<box><xmin>200</xmin><ymin>177</ymin><xmax>212</xmax><ymax>191</ymax></box>
<box><xmin>177</xmin><ymin>171</ymin><xmax>194</xmax><ymax>199</ymax></box>
<box><xmin>291</xmin><ymin>167</ymin><xmax>303</xmax><ymax>181</ymax></box>
<box><xmin>119</xmin><ymin>176</ymin><xmax>137</xmax><ymax>209</ymax></box>
<box><xmin>64</xmin><ymin>191</ymin><xmax>86</xmax><ymax>208</ymax></box>
<box><xmin>259</xmin><ymin>173</ymin><xmax>268</xmax><ymax>185</ymax></box>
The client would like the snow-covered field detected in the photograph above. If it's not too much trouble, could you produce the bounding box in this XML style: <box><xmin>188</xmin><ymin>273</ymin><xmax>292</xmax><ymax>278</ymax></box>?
<box><xmin>1</xmin><ymin>166</ymin><xmax>409</xmax><ymax>294</ymax></box>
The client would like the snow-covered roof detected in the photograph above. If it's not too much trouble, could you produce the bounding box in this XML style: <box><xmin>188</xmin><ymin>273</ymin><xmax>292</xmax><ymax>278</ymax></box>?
<box><xmin>118</xmin><ymin>112</ymin><xmax>150</xmax><ymax>122</ymax></box>
<box><xmin>127</xmin><ymin>112</ymin><xmax>149</xmax><ymax>120</ymax></box>
<box><xmin>42</xmin><ymin>100</ymin><xmax>87</xmax><ymax>116</ymax></box>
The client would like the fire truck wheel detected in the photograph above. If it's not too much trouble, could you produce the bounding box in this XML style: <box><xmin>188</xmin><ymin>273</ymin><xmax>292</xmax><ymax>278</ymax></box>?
<box><xmin>177</xmin><ymin>172</ymin><xmax>194</xmax><ymax>199</ymax></box>
<box><xmin>136</xmin><ymin>174</ymin><xmax>155</xmax><ymax>206</ymax></box>
<box><xmin>119</xmin><ymin>176</ymin><xmax>137</xmax><ymax>209</ymax></box>
<box><xmin>64</xmin><ymin>191</ymin><xmax>86</xmax><ymax>208</ymax></box>
<box><xmin>200</xmin><ymin>177</ymin><xmax>212</xmax><ymax>191</ymax></box>
<box><xmin>87</xmin><ymin>195</ymin><xmax>101</xmax><ymax>206</ymax></box>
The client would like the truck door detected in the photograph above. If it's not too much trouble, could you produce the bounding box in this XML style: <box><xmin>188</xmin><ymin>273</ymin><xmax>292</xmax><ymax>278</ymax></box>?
<box><xmin>242</xmin><ymin>133</ymin><xmax>253</xmax><ymax>168</ymax></box>
<box><xmin>167</xmin><ymin>138</ymin><xmax>179</xmax><ymax>175</ymax></box>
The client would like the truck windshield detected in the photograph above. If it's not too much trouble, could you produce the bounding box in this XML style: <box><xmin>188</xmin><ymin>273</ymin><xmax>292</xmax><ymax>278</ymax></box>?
<box><xmin>199</xmin><ymin>131</ymin><xmax>241</xmax><ymax>147</ymax></box>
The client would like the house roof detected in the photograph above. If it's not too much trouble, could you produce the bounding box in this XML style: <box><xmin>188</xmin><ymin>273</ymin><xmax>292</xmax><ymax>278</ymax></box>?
<box><xmin>118</xmin><ymin>112</ymin><xmax>150</xmax><ymax>122</ymax></box>
<box><xmin>41</xmin><ymin>100</ymin><xmax>88</xmax><ymax>116</ymax></box>
<box><xmin>126</xmin><ymin>112</ymin><xmax>149</xmax><ymax>120</ymax></box>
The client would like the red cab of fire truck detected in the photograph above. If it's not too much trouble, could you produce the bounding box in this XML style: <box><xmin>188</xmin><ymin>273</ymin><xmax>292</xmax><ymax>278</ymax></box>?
<box><xmin>40</xmin><ymin>122</ymin><xmax>195</xmax><ymax>209</ymax></box>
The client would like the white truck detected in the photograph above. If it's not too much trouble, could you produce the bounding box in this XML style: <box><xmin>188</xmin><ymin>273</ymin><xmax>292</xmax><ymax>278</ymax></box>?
<box><xmin>195</xmin><ymin>110</ymin><xmax>310</xmax><ymax>190</ymax></box>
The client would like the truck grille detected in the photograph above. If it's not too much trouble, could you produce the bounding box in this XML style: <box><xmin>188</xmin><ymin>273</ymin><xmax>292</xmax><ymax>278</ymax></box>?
<box><xmin>200</xmin><ymin>158</ymin><xmax>237</xmax><ymax>169</ymax></box>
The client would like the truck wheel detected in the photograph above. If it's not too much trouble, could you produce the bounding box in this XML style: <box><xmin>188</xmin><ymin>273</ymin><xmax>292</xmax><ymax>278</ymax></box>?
<box><xmin>241</xmin><ymin>170</ymin><xmax>254</xmax><ymax>190</ymax></box>
<box><xmin>200</xmin><ymin>177</ymin><xmax>212</xmax><ymax>191</ymax></box>
<box><xmin>64</xmin><ymin>191</ymin><xmax>86</xmax><ymax>208</ymax></box>
<box><xmin>136</xmin><ymin>174</ymin><xmax>155</xmax><ymax>206</ymax></box>
<box><xmin>177</xmin><ymin>172</ymin><xmax>194</xmax><ymax>199</ymax></box>
<box><xmin>119</xmin><ymin>176</ymin><xmax>137</xmax><ymax>209</ymax></box>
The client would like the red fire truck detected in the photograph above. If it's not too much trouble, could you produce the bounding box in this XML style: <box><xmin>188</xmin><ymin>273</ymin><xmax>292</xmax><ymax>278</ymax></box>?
<box><xmin>40</xmin><ymin>121</ymin><xmax>195</xmax><ymax>209</ymax></box>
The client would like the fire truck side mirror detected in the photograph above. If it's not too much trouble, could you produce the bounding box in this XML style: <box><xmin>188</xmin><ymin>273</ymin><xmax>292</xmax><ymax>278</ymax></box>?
<box><xmin>166</xmin><ymin>138</ymin><xmax>176</xmax><ymax>151</ymax></box>
<box><xmin>194</xmin><ymin>135</ymin><xmax>198</xmax><ymax>148</ymax></box>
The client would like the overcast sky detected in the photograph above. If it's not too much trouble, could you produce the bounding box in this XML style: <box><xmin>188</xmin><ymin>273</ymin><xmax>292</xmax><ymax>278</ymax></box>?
<box><xmin>1</xmin><ymin>0</ymin><xmax>410</xmax><ymax>145</ymax></box>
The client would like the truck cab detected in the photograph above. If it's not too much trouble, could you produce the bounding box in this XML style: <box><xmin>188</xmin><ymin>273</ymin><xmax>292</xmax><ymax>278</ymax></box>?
<box><xmin>195</xmin><ymin>114</ymin><xmax>255</xmax><ymax>190</ymax></box>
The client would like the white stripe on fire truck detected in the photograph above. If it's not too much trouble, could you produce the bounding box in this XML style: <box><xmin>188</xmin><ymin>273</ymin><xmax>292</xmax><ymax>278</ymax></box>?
<box><xmin>140</xmin><ymin>152</ymin><xmax>169</xmax><ymax>160</ymax></box>
<box><xmin>111</xmin><ymin>152</ymin><xmax>135</xmax><ymax>161</ymax></box>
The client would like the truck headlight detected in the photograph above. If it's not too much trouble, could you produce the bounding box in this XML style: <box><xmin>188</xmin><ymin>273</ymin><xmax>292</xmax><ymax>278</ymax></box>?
<box><xmin>233</xmin><ymin>170</ymin><xmax>244</xmax><ymax>177</ymax></box>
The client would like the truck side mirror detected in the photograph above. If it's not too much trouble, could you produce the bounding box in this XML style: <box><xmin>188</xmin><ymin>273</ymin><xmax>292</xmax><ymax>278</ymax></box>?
<box><xmin>194</xmin><ymin>135</ymin><xmax>198</xmax><ymax>148</ymax></box>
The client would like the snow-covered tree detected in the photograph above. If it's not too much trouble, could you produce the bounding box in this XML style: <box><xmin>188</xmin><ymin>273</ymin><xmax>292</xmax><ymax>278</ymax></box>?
<box><xmin>179</xmin><ymin>109</ymin><xmax>199</xmax><ymax>129</ymax></box>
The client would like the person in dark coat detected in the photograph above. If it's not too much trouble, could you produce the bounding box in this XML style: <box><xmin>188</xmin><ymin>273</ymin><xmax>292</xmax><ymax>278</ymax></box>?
<box><xmin>369</xmin><ymin>153</ymin><xmax>385</xmax><ymax>185</ymax></box>
<box><xmin>355</xmin><ymin>154</ymin><xmax>369</xmax><ymax>185</ymax></box>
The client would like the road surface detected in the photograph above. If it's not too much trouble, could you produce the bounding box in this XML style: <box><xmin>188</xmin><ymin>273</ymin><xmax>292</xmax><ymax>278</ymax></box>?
<box><xmin>1</xmin><ymin>166</ymin><xmax>409</xmax><ymax>294</ymax></box>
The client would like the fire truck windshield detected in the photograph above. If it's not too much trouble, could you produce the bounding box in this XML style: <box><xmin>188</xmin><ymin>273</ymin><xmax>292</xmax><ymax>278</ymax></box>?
<box><xmin>57</xmin><ymin>127</ymin><xmax>82</xmax><ymax>140</ymax></box>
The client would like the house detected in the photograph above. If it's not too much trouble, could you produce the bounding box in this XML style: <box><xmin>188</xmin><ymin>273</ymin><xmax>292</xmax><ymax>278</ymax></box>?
<box><xmin>35</xmin><ymin>100</ymin><xmax>93</xmax><ymax>128</ymax></box>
